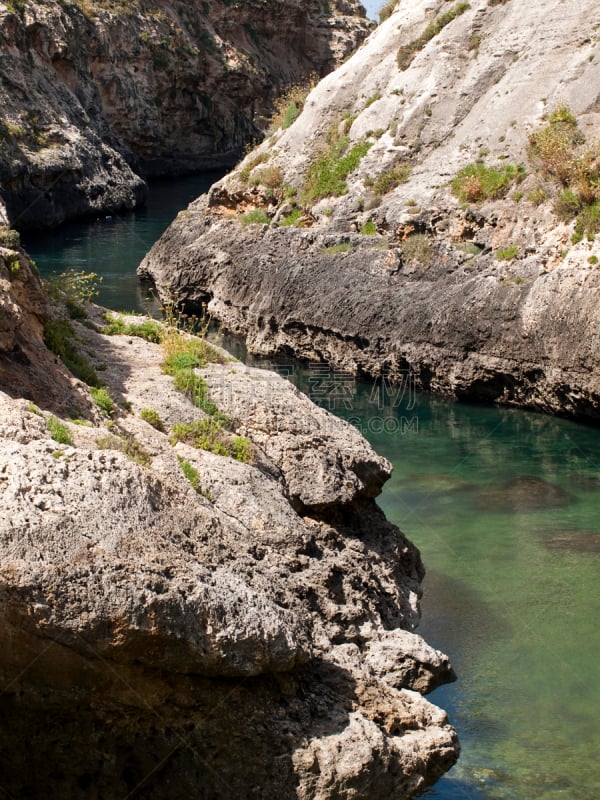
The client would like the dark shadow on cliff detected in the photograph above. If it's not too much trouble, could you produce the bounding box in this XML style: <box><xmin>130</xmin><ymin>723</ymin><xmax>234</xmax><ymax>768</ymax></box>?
<box><xmin>0</xmin><ymin>621</ymin><xmax>364</xmax><ymax>800</ymax></box>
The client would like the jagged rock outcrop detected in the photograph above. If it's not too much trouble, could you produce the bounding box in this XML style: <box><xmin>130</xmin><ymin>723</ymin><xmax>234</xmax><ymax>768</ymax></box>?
<box><xmin>0</xmin><ymin>250</ymin><xmax>458</xmax><ymax>798</ymax></box>
<box><xmin>0</xmin><ymin>0</ymin><xmax>372</xmax><ymax>228</ymax></box>
<box><xmin>140</xmin><ymin>0</ymin><xmax>600</xmax><ymax>423</ymax></box>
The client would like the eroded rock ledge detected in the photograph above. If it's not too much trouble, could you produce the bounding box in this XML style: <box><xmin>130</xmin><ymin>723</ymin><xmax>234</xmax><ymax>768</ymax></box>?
<box><xmin>0</xmin><ymin>0</ymin><xmax>372</xmax><ymax>228</ymax></box>
<box><xmin>0</xmin><ymin>246</ymin><xmax>458</xmax><ymax>798</ymax></box>
<box><xmin>139</xmin><ymin>0</ymin><xmax>600</xmax><ymax>423</ymax></box>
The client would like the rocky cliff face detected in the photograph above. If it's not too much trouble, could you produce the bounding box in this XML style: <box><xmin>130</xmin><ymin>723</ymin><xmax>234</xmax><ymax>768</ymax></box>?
<box><xmin>140</xmin><ymin>0</ymin><xmax>600</xmax><ymax>423</ymax></box>
<box><xmin>0</xmin><ymin>0</ymin><xmax>372</xmax><ymax>228</ymax></box>
<box><xmin>0</xmin><ymin>244</ymin><xmax>458</xmax><ymax>797</ymax></box>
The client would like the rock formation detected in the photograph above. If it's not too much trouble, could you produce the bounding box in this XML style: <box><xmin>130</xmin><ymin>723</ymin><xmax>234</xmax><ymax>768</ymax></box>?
<box><xmin>0</xmin><ymin>0</ymin><xmax>372</xmax><ymax>228</ymax></box>
<box><xmin>0</xmin><ymin>242</ymin><xmax>458</xmax><ymax>797</ymax></box>
<box><xmin>140</xmin><ymin>0</ymin><xmax>600</xmax><ymax>423</ymax></box>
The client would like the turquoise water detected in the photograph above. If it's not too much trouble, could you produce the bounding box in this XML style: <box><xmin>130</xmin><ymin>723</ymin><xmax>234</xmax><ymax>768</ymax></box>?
<box><xmin>22</xmin><ymin>172</ymin><xmax>224</xmax><ymax>312</ymax></box>
<box><xmin>23</xmin><ymin>180</ymin><xmax>600</xmax><ymax>800</ymax></box>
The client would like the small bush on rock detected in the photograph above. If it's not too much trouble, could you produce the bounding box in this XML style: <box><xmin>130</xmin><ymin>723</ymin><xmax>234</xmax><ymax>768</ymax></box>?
<box><xmin>140</xmin><ymin>408</ymin><xmax>165</xmax><ymax>432</ymax></box>
<box><xmin>401</xmin><ymin>233</ymin><xmax>432</xmax><ymax>264</ymax></box>
<box><xmin>43</xmin><ymin>319</ymin><xmax>101</xmax><ymax>387</ymax></box>
<box><xmin>240</xmin><ymin>209</ymin><xmax>270</xmax><ymax>226</ymax></box>
<box><xmin>528</xmin><ymin>107</ymin><xmax>600</xmax><ymax>242</ymax></box>
<box><xmin>451</xmin><ymin>163</ymin><xmax>524</xmax><ymax>203</ymax></box>
<box><xmin>378</xmin><ymin>1</ymin><xmax>396</xmax><ymax>22</ymax></box>
<box><xmin>302</xmin><ymin>129</ymin><xmax>371</xmax><ymax>204</ymax></box>
<box><xmin>397</xmin><ymin>2</ymin><xmax>470</xmax><ymax>70</ymax></box>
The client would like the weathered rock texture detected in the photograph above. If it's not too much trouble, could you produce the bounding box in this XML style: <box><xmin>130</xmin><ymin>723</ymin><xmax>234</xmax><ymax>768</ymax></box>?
<box><xmin>0</xmin><ymin>0</ymin><xmax>372</xmax><ymax>228</ymax></box>
<box><xmin>140</xmin><ymin>0</ymin><xmax>600</xmax><ymax>423</ymax></box>
<box><xmin>0</xmin><ymin>250</ymin><xmax>458</xmax><ymax>797</ymax></box>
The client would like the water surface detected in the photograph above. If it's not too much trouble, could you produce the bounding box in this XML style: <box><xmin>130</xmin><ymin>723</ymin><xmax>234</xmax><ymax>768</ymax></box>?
<box><xmin>22</xmin><ymin>171</ymin><xmax>224</xmax><ymax>312</ymax></box>
<box><xmin>220</xmin><ymin>350</ymin><xmax>600</xmax><ymax>800</ymax></box>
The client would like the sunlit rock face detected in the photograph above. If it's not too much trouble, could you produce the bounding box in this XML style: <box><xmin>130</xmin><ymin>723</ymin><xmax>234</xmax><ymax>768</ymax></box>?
<box><xmin>140</xmin><ymin>0</ymin><xmax>600</xmax><ymax>422</ymax></box>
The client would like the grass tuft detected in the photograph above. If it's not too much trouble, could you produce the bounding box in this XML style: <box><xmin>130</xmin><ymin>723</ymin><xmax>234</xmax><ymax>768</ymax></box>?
<box><xmin>301</xmin><ymin>130</ymin><xmax>371</xmax><ymax>205</ymax></box>
<box><xmin>103</xmin><ymin>313</ymin><xmax>164</xmax><ymax>343</ymax></box>
<box><xmin>397</xmin><ymin>2</ymin><xmax>470</xmax><ymax>70</ymax></box>
<box><xmin>46</xmin><ymin>417</ymin><xmax>73</xmax><ymax>446</ymax></box>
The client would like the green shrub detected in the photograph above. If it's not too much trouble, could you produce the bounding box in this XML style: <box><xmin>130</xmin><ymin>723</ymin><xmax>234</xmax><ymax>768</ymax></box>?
<box><xmin>301</xmin><ymin>132</ymin><xmax>371</xmax><ymax>204</ymax></box>
<box><xmin>378</xmin><ymin>1</ymin><xmax>396</xmax><ymax>22</ymax></box>
<box><xmin>5</xmin><ymin>1</ymin><xmax>25</xmax><ymax>16</ymax></box>
<box><xmin>554</xmin><ymin>189</ymin><xmax>582</xmax><ymax>221</ymax></box>
<box><xmin>0</xmin><ymin>227</ymin><xmax>20</xmax><ymax>249</ymax></box>
<box><xmin>46</xmin><ymin>269</ymin><xmax>102</xmax><ymax>306</ymax></box>
<box><xmin>90</xmin><ymin>387</ymin><xmax>116</xmax><ymax>417</ymax></box>
<box><xmin>231</xmin><ymin>436</ymin><xmax>252</xmax><ymax>464</ymax></box>
<box><xmin>528</xmin><ymin>107</ymin><xmax>600</xmax><ymax>241</ymax></box>
<box><xmin>46</xmin><ymin>417</ymin><xmax>73</xmax><ymax>446</ymax></box>
<box><xmin>495</xmin><ymin>245</ymin><xmax>520</xmax><ymax>260</ymax></box>
<box><xmin>401</xmin><ymin>233</ymin><xmax>432</xmax><ymax>264</ymax></box>
<box><xmin>279</xmin><ymin>209</ymin><xmax>303</xmax><ymax>227</ymax></box>
<box><xmin>321</xmin><ymin>242</ymin><xmax>352</xmax><ymax>255</ymax></box>
<box><xmin>103</xmin><ymin>313</ymin><xmax>164</xmax><ymax>343</ymax></box>
<box><xmin>163</xmin><ymin>356</ymin><xmax>225</xmax><ymax>419</ymax></box>
<box><xmin>360</xmin><ymin>221</ymin><xmax>378</xmax><ymax>235</ymax></box>
<box><xmin>364</xmin><ymin>93</ymin><xmax>381</xmax><ymax>109</ymax></box>
<box><xmin>171</xmin><ymin>420</ymin><xmax>251</xmax><ymax>462</ymax></box>
<box><xmin>456</xmin><ymin>242</ymin><xmax>482</xmax><ymax>257</ymax></box>
<box><xmin>160</xmin><ymin>327</ymin><xmax>225</xmax><ymax>416</ymax></box>
<box><xmin>161</xmin><ymin>327</ymin><xmax>223</xmax><ymax>370</ymax></box>
<box><xmin>140</xmin><ymin>408</ymin><xmax>165</xmax><ymax>432</ymax></box>
<box><xmin>267</xmin><ymin>75</ymin><xmax>318</xmax><ymax>132</ymax></box>
<box><xmin>527</xmin><ymin>185</ymin><xmax>548</xmax><ymax>205</ymax></box>
<box><xmin>178</xmin><ymin>456</ymin><xmax>201</xmax><ymax>491</ymax></box>
<box><xmin>96</xmin><ymin>432</ymin><xmax>151</xmax><ymax>466</ymax></box>
<box><xmin>528</xmin><ymin>107</ymin><xmax>585</xmax><ymax>184</ymax></box>
<box><xmin>240</xmin><ymin>209</ymin><xmax>270</xmax><ymax>226</ymax></box>
<box><xmin>397</xmin><ymin>2</ymin><xmax>470</xmax><ymax>70</ymax></box>
<box><xmin>43</xmin><ymin>319</ymin><xmax>100</xmax><ymax>386</ymax></box>
<box><xmin>572</xmin><ymin>201</ymin><xmax>600</xmax><ymax>243</ymax></box>
<box><xmin>171</xmin><ymin>418</ymin><xmax>229</xmax><ymax>456</ymax></box>
<box><xmin>282</xmin><ymin>101</ymin><xmax>301</xmax><ymax>129</ymax></box>
<box><xmin>6</xmin><ymin>253</ymin><xmax>20</xmax><ymax>273</ymax></box>
<box><xmin>364</xmin><ymin>164</ymin><xmax>411</xmax><ymax>196</ymax></box>
<box><xmin>588</xmin><ymin>255</ymin><xmax>598</xmax><ymax>265</ymax></box>
<box><xmin>250</xmin><ymin>165</ymin><xmax>284</xmax><ymax>189</ymax></box>
<box><xmin>239</xmin><ymin>152</ymin><xmax>270</xmax><ymax>183</ymax></box>
<box><xmin>451</xmin><ymin>162</ymin><xmax>523</xmax><ymax>203</ymax></box>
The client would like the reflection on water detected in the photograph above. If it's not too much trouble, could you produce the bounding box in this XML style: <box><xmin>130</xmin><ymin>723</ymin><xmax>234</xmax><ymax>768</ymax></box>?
<box><xmin>22</xmin><ymin>182</ymin><xmax>600</xmax><ymax>800</ymax></box>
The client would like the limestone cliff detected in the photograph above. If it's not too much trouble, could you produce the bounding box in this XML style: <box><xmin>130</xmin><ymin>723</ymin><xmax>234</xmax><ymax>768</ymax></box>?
<box><xmin>0</xmin><ymin>0</ymin><xmax>372</xmax><ymax>228</ymax></box>
<box><xmin>140</xmin><ymin>0</ymin><xmax>600</xmax><ymax>423</ymax></box>
<box><xmin>0</xmin><ymin>243</ymin><xmax>458</xmax><ymax>797</ymax></box>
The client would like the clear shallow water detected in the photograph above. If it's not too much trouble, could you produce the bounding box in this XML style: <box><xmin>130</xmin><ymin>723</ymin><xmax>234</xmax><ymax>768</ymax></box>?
<box><xmin>220</xmin><ymin>355</ymin><xmax>600</xmax><ymax>800</ymax></box>
<box><xmin>22</xmin><ymin>179</ymin><xmax>600</xmax><ymax>800</ymax></box>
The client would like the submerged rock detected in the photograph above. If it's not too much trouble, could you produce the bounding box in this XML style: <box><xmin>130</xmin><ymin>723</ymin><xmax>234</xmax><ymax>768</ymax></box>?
<box><xmin>543</xmin><ymin>530</ymin><xmax>600</xmax><ymax>554</ymax></box>
<box><xmin>403</xmin><ymin>472</ymin><xmax>474</xmax><ymax>495</ymax></box>
<box><xmin>472</xmin><ymin>476</ymin><xmax>574</xmax><ymax>514</ymax></box>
